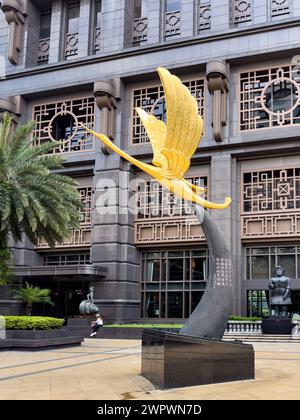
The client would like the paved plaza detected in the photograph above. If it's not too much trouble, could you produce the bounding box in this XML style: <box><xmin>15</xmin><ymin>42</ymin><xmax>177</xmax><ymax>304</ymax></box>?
<box><xmin>0</xmin><ymin>339</ymin><xmax>299</xmax><ymax>400</ymax></box>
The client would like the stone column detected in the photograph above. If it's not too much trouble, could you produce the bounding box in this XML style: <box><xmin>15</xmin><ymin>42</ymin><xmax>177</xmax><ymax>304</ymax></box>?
<box><xmin>48</xmin><ymin>0</ymin><xmax>63</xmax><ymax>64</ymax></box>
<box><xmin>253</xmin><ymin>0</ymin><xmax>267</xmax><ymax>24</ymax></box>
<box><xmin>91</xmin><ymin>79</ymin><xmax>140</xmax><ymax>323</ymax></box>
<box><xmin>211</xmin><ymin>0</ymin><xmax>229</xmax><ymax>32</ymax></box>
<box><xmin>147</xmin><ymin>0</ymin><xmax>161</xmax><ymax>44</ymax></box>
<box><xmin>101</xmin><ymin>0</ymin><xmax>127</xmax><ymax>53</ymax></box>
<box><xmin>78</xmin><ymin>0</ymin><xmax>90</xmax><ymax>57</ymax></box>
<box><xmin>180</xmin><ymin>0</ymin><xmax>195</xmax><ymax>38</ymax></box>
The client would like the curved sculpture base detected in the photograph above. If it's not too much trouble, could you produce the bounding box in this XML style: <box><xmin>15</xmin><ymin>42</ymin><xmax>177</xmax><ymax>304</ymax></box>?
<box><xmin>180</xmin><ymin>206</ymin><xmax>233</xmax><ymax>340</ymax></box>
<box><xmin>141</xmin><ymin>330</ymin><xmax>255</xmax><ymax>389</ymax></box>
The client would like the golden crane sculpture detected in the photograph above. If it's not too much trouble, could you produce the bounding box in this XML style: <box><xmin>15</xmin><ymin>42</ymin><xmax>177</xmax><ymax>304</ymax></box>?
<box><xmin>82</xmin><ymin>67</ymin><xmax>231</xmax><ymax>210</ymax></box>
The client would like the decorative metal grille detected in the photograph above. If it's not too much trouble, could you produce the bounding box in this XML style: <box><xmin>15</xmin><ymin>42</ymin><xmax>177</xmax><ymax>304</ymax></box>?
<box><xmin>132</xmin><ymin>79</ymin><xmax>205</xmax><ymax>144</ymax></box>
<box><xmin>37</xmin><ymin>186</ymin><xmax>92</xmax><ymax>249</ymax></box>
<box><xmin>165</xmin><ymin>10</ymin><xmax>181</xmax><ymax>38</ymax></box>
<box><xmin>240</xmin><ymin>65</ymin><xmax>300</xmax><ymax>131</ymax></box>
<box><xmin>198</xmin><ymin>3</ymin><xmax>211</xmax><ymax>32</ymax></box>
<box><xmin>94</xmin><ymin>27</ymin><xmax>101</xmax><ymax>53</ymax></box>
<box><xmin>65</xmin><ymin>32</ymin><xmax>79</xmax><ymax>58</ymax></box>
<box><xmin>233</xmin><ymin>0</ymin><xmax>252</xmax><ymax>24</ymax></box>
<box><xmin>135</xmin><ymin>176</ymin><xmax>207</xmax><ymax>244</ymax></box>
<box><xmin>133</xmin><ymin>17</ymin><xmax>148</xmax><ymax>45</ymax></box>
<box><xmin>37</xmin><ymin>37</ymin><xmax>50</xmax><ymax>63</ymax></box>
<box><xmin>271</xmin><ymin>0</ymin><xmax>291</xmax><ymax>17</ymax></box>
<box><xmin>242</xmin><ymin>167</ymin><xmax>300</xmax><ymax>239</ymax></box>
<box><xmin>32</xmin><ymin>97</ymin><xmax>95</xmax><ymax>154</ymax></box>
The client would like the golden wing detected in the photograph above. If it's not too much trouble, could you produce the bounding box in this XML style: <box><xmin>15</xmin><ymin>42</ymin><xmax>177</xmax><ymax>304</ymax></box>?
<box><xmin>157</xmin><ymin>67</ymin><xmax>203</xmax><ymax>178</ymax></box>
<box><xmin>135</xmin><ymin>108</ymin><xmax>168</xmax><ymax>169</ymax></box>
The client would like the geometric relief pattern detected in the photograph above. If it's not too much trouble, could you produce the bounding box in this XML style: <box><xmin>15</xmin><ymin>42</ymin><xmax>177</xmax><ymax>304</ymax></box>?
<box><xmin>32</xmin><ymin>97</ymin><xmax>95</xmax><ymax>154</ymax></box>
<box><xmin>243</xmin><ymin>168</ymin><xmax>300</xmax><ymax>212</ymax></box>
<box><xmin>165</xmin><ymin>10</ymin><xmax>181</xmax><ymax>38</ymax></box>
<box><xmin>233</xmin><ymin>0</ymin><xmax>252</xmax><ymax>24</ymax></box>
<box><xmin>241</xmin><ymin>213</ymin><xmax>300</xmax><ymax>239</ymax></box>
<box><xmin>37</xmin><ymin>187</ymin><xmax>92</xmax><ymax>249</ymax></box>
<box><xmin>94</xmin><ymin>27</ymin><xmax>101</xmax><ymax>53</ymax></box>
<box><xmin>37</xmin><ymin>38</ymin><xmax>50</xmax><ymax>63</ymax></box>
<box><xmin>65</xmin><ymin>32</ymin><xmax>79</xmax><ymax>58</ymax></box>
<box><xmin>135</xmin><ymin>177</ymin><xmax>207</xmax><ymax>244</ymax></box>
<box><xmin>198</xmin><ymin>3</ymin><xmax>211</xmax><ymax>32</ymax></box>
<box><xmin>271</xmin><ymin>0</ymin><xmax>291</xmax><ymax>17</ymax></box>
<box><xmin>240</xmin><ymin>65</ymin><xmax>300</xmax><ymax>130</ymax></box>
<box><xmin>133</xmin><ymin>17</ymin><xmax>148</xmax><ymax>45</ymax></box>
<box><xmin>242</xmin><ymin>167</ymin><xmax>300</xmax><ymax>239</ymax></box>
<box><xmin>132</xmin><ymin>79</ymin><xmax>205</xmax><ymax>144</ymax></box>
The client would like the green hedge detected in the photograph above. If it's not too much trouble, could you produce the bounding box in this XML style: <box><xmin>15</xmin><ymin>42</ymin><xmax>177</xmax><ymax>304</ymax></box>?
<box><xmin>229</xmin><ymin>316</ymin><xmax>262</xmax><ymax>322</ymax></box>
<box><xmin>3</xmin><ymin>316</ymin><xmax>64</xmax><ymax>330</ymax></box>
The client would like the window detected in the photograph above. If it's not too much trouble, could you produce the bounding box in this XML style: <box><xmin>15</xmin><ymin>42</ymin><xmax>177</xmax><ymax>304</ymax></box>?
<box><xmin>141</xmin><ymin>249</ymin><xmax>208</xmax><ymax>318</ymax></box>
<box><xmin>43</xmin><ymin>252</ymin><xmax>91</xmax><ymax>266</ymax></box>
<box><xmin>246</xmin><ymin>246</ymin><xmax>299</xmax><ymax>280</ymax></box>
<box><xmin>164</xmin><ymin>0</ymin><xmax>181</xmax><ymax>40</ymax></box>
<box><xmin>240</xmin><ymin>65</ymin><xmax>300</xmax><ymax>131</ymax></box>
<box><xmin>32</xmin><ymin>97</ymin><xmax>95</xmax><ymax>154</ymax></box>
<box><xmin>166</xmin><ymin>0</ymin><xmax>181</xmax><ymax>12</ymax></box>
<box><xmin>93</xmin><ymin>0</ymin><xmax>102</xmax><ymax>53</ymax></box>
<box><xmin>247</xmin><ymin>290</ymin><xmax>269</xmax><ymax>317</ymax></box>
<box><xmin>65</xmin><ymin>1</ymin><xmax>80</xmax><ymax>59</ymax></box>
<box><xmin>38</xmin><ymin>8</ymin><xmax>52</xmax><ymax>64</ymax></box>
<box><xmin>132</xmin><ymin>0</ymin><xmax>148</xmax><ymax>46</ymax></box>
<box><xmin>242</xmin><ymin>167</ymin><xmax>300</xmax><ymax>213</ymax></box>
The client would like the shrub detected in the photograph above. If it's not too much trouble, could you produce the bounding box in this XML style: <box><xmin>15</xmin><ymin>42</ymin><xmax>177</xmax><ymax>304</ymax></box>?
<box><xmin>3</xmin><ymin>316</ymin><xmax>64</xmax><ymax>330</ymax></box>
<box><xmin>229</xmin><ymin>316</ymin><xmax>262</xmax><ymax>322</ymax></box>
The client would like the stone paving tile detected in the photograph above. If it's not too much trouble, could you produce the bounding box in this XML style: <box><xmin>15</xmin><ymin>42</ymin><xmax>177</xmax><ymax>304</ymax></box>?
<box><xmin>0</xmin><ymin>339</ymin><xmax>300</xmax><ymax>400</ymax></box>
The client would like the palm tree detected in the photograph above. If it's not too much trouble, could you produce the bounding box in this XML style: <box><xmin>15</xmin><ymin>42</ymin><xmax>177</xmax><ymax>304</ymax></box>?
<box><xmin>13</xmin><ymin>282</ymin><xmax>54</xmax><ymax>316</ymax></box>
<box><xmin>0</xmin><ymin>113</ymin><xmax>83</xmax><ymax>284</ymax></box>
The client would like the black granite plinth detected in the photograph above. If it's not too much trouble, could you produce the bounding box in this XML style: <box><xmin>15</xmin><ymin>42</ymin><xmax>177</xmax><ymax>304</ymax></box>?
<box><xmin>262</xmin><ymin>317</ymin><xmax>293</xmax><ymax>335</ymax></box>
<box><xmin>0</xmin><ymin>329</ymin><xmax>83</xmax><ymax>351</ymax></box>
<box><xmin>141</xmin><ymin>329</ymin><xmax>255</xmax><ymax>389</ymax></box>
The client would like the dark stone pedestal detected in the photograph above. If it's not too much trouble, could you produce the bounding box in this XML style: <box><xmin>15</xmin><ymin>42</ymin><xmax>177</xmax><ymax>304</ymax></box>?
<box><xmin>262</xmin><ymin>317</ymin><xmax>293</xmax><ymax>335</ymax></box>
<box><xmin>141</xmin><ymin>329</ymin><xmax>255</xmax><ymax>389</ymax></box>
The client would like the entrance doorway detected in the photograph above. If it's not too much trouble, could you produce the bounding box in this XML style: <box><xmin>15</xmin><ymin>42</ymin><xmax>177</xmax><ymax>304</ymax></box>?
<box><xmin>30</xmin><ymin>279</ymin><xmax>89</xmax><ymax>319</ymax></box>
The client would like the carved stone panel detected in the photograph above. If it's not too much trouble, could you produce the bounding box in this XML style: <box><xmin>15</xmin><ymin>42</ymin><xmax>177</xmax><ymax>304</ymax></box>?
<box><xmin>198</xmin><ymin>3</ymin><xmax>211</xmax><ymax>32</ymax></box>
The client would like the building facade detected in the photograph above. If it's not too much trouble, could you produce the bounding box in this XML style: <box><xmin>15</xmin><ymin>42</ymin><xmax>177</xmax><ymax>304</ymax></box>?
<box><xmin>1</xmin><ymin>0</ymin><xmax>300</xmax><ymax>322</ymax></box>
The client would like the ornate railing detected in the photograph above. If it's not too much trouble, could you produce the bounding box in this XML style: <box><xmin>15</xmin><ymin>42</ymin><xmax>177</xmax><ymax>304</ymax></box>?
<box><xmin>37</xmin><ymin>37</ymin><xmax>50</xmax><ymax>63</ymax></box>
<box><xmin>226</xmin><ymin>321</ymin><xmax>262</xmax><ymax>334</ymax></box>
<box><xmin>65</xmin><ymin>32</ymin><xmax>79</xmax><ymax>58</ymax></box>
<box><xmin>132</xmin><ymin>17</ymin><xmax>148</xmax><ymax>45</ymax></box>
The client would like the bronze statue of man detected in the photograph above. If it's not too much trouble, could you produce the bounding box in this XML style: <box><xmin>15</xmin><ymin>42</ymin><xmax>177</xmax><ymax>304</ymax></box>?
<box><xmin>268</xmin><ymin>266</ymin><xmax>292</xmax><ymax>317</ymax></box>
